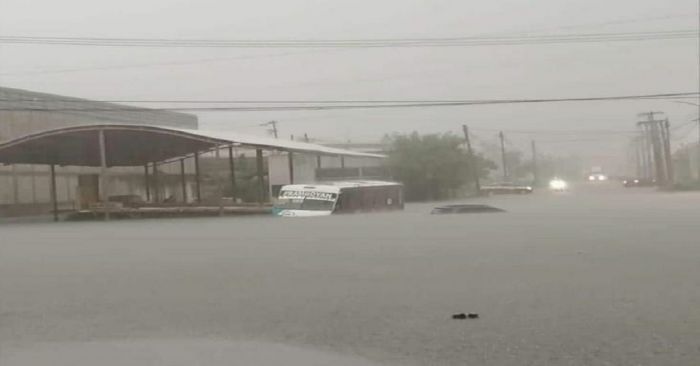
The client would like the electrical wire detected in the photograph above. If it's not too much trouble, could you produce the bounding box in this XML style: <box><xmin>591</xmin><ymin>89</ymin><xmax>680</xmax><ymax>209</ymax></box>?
<box><xmin>470</xmin><ymin>127</ymin><xmax>638</xmax><ymax>135</ymax></box>
<box><xmin>0</xmin><ymin>92</ymin><xmax>697</xmax><ymax>112</ymax></box>
<box><xmin>0</xmin><ymin>50</ymin><xmax>333</xmax><ymax>76</ymax></box>
<box><xmin>0</xmin><ymin>30</ymin><xmax>696</xmax><ymax>48</ymax></box>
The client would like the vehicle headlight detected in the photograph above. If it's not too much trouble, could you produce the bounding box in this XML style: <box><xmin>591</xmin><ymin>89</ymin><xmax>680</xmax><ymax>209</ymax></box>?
<box><xmin>598</xmin><ymin>175</ymin><xmax>607</xmax><ymax>181</ymax></box>
<box><xmin>588</xmin><ymin>175</ymin><xmax>595</xmax><ymax>181</ymax></box>
<box><xmin>549</xmin><ymin>179</ymin><xmax>567</xmax><ymax>190</ymax></box>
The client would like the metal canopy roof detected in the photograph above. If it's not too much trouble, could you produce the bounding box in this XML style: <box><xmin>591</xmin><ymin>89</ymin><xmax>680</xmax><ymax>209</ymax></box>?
<box><xmin>0</xmin><ymin>124</ymin><xmax>385</xmax><ymax>167</ymax></box>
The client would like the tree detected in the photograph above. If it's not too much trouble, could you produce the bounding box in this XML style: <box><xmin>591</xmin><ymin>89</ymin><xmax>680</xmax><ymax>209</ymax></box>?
<box><xmin>384</xmin><ymin>132</ymin><xmax>496</xmax><ymax>201</ymax></box>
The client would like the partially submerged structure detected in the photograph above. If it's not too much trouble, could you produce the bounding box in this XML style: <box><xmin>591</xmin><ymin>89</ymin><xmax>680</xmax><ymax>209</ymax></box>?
<box><xmin>0</xmin><ymin>87</ymin><xmax>385</xmax><ymax>219</ymax></box>
<box><xmin>0</xmin><ymin>124</ymin><xmax>384</xmax><ymax>220</ymax></box>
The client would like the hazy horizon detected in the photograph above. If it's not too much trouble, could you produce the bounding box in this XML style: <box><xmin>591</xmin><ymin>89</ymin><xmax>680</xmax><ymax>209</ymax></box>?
<box><xmin>1</xmin><ymin>0</ymin><xmax>698</xmax><ymax>171</ymax></box>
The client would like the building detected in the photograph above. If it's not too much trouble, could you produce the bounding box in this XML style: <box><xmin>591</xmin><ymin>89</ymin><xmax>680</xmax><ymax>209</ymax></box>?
<box><xmin>0</xmin><ymin>86</ymin><xmax>197</xmax><ymax>140</ymax></box>
<box><xmin>0</xmin><ymin>87</ymin><xmax>388</xmax><ymax>217</ymax></box>
<box><xmin>0</xmin><ymin>86</ymin><xmax>198</xmax><ymax>216</ymax></box>
<box><xmin>267</xmin><ymin>142</ymin><xmax>390</xmax><ymax>196</ymax></box>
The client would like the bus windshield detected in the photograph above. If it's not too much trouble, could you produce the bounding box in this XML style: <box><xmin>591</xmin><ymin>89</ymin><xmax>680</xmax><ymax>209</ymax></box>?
<box><xmin>274</xmin><ymin>197</ymin><xmax>336</xmax><ymax>211</ymax></box>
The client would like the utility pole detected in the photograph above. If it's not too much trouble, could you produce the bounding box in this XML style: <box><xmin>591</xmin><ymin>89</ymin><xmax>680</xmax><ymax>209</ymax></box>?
<box><xmin>634</xmin><ymin>135</ymin><xmax>643</xmax><ymax>178</ymax></box>
<box><xmin>271</xmin><ymin>121</ymin><xmax>278</xmax><ymax>138</ymax></box>
<box><xmin>695</xmin><ymin>117</ymin><xmax>700</xmax><ymax>180</ymax></box>
<box><xmin>639</xmin><ymin>126</ymin><xmax>651</xmax><ymax>179</ymax></box>
<box><xmin>637</xmin><ymin>111</ymin><xmax>666</xmax><ymax>184</ymax></box>
<box><xmin>499</xmin><ymin>131</ymin><xmax>507</xmax><ymax>180</ymax></box>
<box><xmin>260</xmin><ymin>120</ymin><xmax>278</xmax><ymax>138</ymax></box>
<box><xmin>462</xmin><ymin>125</ymin><xmax>481</xmax><ymax>194</ymax></box>
<box><xmin>531</xmin><ymin>140</ymin><xmax>538</xmax><ymax>187</ymax></box>
<box><xmin>662</xmin><ymin>119</ymin><xmax>673</xmax><ymax>185</ymax></box>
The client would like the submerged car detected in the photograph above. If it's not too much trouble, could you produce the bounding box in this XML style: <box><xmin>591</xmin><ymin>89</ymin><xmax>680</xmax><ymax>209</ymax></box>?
<box><xmin>481</xmin><ymin>182</ymin><xmax>533</xmax><ymax>195</ymax></box>
<box><xmin>431</xmin><ymin>204</ymin><xmax>505</xmax><ymax>214</ymax></box>
<box><xmin>622</xmin><ymin>178</ymin><xmax>655</xmax><ymax>187</ymax></box>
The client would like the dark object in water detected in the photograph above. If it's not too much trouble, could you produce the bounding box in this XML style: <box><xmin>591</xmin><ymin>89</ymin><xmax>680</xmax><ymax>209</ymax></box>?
<box><xmin>432</xmin><ymin>204</ymin><xmax>505</xmax><ymax>214</ymax></box>
<box><xmin>452</xmin><ymin>313</ymin><xmax>479</xmax><ymax>319</ymax></box>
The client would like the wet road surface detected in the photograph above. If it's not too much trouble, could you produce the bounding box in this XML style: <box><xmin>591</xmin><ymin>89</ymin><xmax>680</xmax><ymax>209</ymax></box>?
<box><xmin>1</xmin><ymin>183</ymin><xmax>699</xmax><ymax>365</ymax></box>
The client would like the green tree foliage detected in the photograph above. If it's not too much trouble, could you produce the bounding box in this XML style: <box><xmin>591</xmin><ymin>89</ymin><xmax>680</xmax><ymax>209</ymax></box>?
<box><xmin>384</xmin><ymin>132</ymin><xmax>496</xmax><ymax>201</ymax></box>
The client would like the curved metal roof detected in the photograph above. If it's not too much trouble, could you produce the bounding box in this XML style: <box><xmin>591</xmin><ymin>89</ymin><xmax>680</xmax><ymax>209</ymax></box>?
<box><xmin>0</xmin><ymin>124</ymin><xmax>385</xmax><ymax>167</ymax></box>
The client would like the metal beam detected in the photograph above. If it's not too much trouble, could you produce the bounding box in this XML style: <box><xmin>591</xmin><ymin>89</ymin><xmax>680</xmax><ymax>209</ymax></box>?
<box><xmin>11</xmin><ymin>165</ymin><xmax>18</xmax><ymax>204</ymax></box>
<box><xmin>144</xmin><ymin>164</ymin><xmax>150</xmax><ymax>201</ymax></box>
<box><xmin>256</xmin><ymin>148</ymin><xmax>265</xmax><ymax>205</ymax></box>
<box><xmin>228</xmin><ymin>146</ymin><xmax>236</xmax><ymax>201</ymax></box>
<box><xmin>98</xmin><ymin>129</ymin><xmax>110</xmax><ymax>221</ymax></box>
<box><xmin>152</xmin><ymin>162</ymin><xmax>160</xmax><ymax>203</ymax></box>
<box><xmin>288</xmin><ymin>152</ymin><xmax>294</xmax><ymax>184</ymax></box>
<box><xmin>180</xmin><ymin>158</ymin><xmax>187</xmax><ymax>203</ymax></box>
<box><xmin>49</xmin><ymin>164</ymin><xmax>58</xmax><ymax>222</ymax></box>
<box><xmin>194</xmin><ymin>152</ymin><xmax>201</xmax><ymax>203</ymax></box>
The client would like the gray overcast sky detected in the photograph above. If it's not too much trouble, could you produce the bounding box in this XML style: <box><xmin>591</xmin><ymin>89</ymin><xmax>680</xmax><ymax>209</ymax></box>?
<box><xmin>0</xmin><ymin>0</ymin><xmax>698</xmax><ymax>168</ymax></box>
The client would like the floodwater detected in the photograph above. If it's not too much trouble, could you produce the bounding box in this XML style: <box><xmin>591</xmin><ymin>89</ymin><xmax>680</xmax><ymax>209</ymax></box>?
<box><xmin>1</xmin><ymin>183</ymin><xmax>699</xmax><ymax>365</ymax></box>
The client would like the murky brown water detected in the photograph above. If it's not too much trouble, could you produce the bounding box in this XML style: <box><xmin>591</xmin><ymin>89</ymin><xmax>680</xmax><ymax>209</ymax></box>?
<box><xmin>1</xmin><ymin>184</ymin><xmax>699</xmax><ymax>365</ymax></box>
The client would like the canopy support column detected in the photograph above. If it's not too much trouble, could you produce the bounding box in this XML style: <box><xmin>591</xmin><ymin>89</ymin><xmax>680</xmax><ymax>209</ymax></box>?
<box><xmin>152</xmin><ymin>162</ymin><xmax>159</xmax><ymax>203</ymax></box>
<box><xmin>180</xmin><ymin>159</ymin><xmax>187</xmax><ymax>203</ymax></box>
<box><xmin>144</xmin><ymin>164</ymin><xmax>150</xmax><ymax>201</ymax></box>
<box><xmin>288</xmin><ymin>152</ymin><xmax>294</xmax><ymax>184</ymax></box>
<box><xmin>98</xmin><ymin>129</ymin><xmax>110</xmax><ymax>221</ymax></box>
<box><xmin>49</xmin><ymin>164</ymin><xmax>58</xmax><ymax>222</ymax></box>
<box><xmin>194</xmin><ymin>152</ymin><xmax>201</xmax><ymax>203</ymax></box>
<box><xmin>340</xmin><ymin>156</ymin><xmax>345</xmax><ymax>168</ymax></box>
<box><xmin>228</xmin><ymin>146</ymin><xmax>236</xmax><ymax>202</ymax></box>
<box><xmin>256</xmin><ymin>148</ymin><xmax>265</xmax><ymax>205</ymax></box>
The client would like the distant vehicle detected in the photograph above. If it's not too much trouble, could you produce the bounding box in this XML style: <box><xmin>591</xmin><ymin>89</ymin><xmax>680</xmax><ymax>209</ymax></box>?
<box><xmin>431</xmin><ymin>204</ymin><xmax>504</xmax><ymax>214</ymax></box>
<box><xmin>587</xmin><ymin>173</ymin><xmax>608</xmax><ymax>182</ymax></box>
<box><xmin>273</xmin><ymin>181</ymin><xmax>403</xmax><ymax>217</ymax></box>
<box><xmin>548</xmin><ymin>178</ymin><xmax>568</xmax><ymax>192</ymax></box>
<box><xmin>622</xmin><ymin>178</ymin><xmax>655</xmax><ymax>187</ymax></box>
<box><xmin>481</xmin><ymin>182</ymin><xmax>533</xmax><ymax>195</ymax></box>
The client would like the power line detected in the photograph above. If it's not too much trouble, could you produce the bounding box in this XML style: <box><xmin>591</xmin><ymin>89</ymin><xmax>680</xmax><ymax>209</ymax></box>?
<box><xmin>1</xmin><ymin>92</ymin><xmax>694</xmax><ymax>105</ymax></box>
<box><xmin>0</xmin><ymin>92</ymin><xmax>696</xmax><ymax>112</ymax></box>
<box><xmin>0</xmin><ymin>50</ymin><xmax>332</xmax><ymax>76</ymax></box>
<box><xmin>471</xmin><ymin>127</ymin><xmax>638</xmax><ymax>135</ymax></box>
<box><xmin>536</xmin><ymin>136</ymin><xmax>631</xmax><ymax>143</ymax></box>
<box><xmin>0</xmin><ymin>94</ymin><xmax>694</xmax><ymax>104</ymax></box>
<box><xmin>0</xmin><ymin>30</ymin><xmax>696</xmax><ymax>48</ymax></box>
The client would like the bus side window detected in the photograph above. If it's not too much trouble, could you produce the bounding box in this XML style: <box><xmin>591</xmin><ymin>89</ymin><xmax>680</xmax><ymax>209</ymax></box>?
<box><xmin>334</xmin><ymin>195</ymin><xmax>344</xmax><ymax>212</ymax></box>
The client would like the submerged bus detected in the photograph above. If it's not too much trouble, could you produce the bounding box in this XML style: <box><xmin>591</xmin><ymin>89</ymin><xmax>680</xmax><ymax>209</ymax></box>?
<box><xmin>272</xmin><ymin>181</ymin><xmax>404</xmax><ymax>217</ymax></box>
